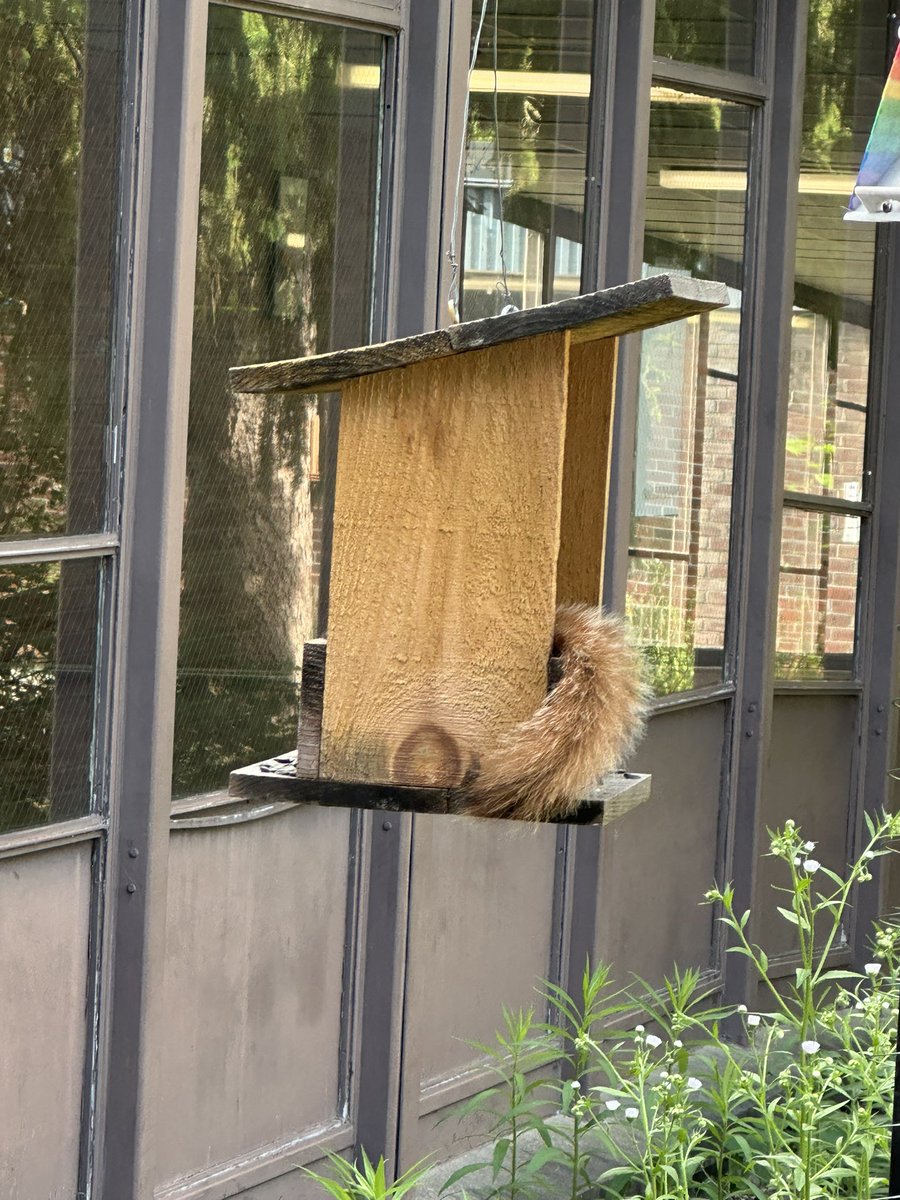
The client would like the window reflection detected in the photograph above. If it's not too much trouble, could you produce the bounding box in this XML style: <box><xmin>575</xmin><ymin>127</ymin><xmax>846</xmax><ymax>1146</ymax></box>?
<box><xmin>460</xmin><ymin>0</ymin><xmax>596</xmax><ymax>318</ymax></box>
<box><xmin>0</xmin><ymin>558</ymin><xmax>100</xmax><ymax>831</ymax></box>
<box><xmin>775</xmin><ymin>0</ymin><xmax>884</xmax><ymax>680</ymax></box>
<box><xmin>628</xmin><ymin>94</ymin><xmax>750</xmax><ymax>696</ymax></box>
<box><xmin>654</xmin><ymin>0</ymin><xmax>758</xmax><ymax>74</ymax></box>
<box><xmin>0</xmin><ymin>2</ymin><xmax>123</xmax><ymax>537</ymax></box>
<box><xmin>173</xmin><ymin>8</ymin><xmax>385</xmax><ymax>798</ymax></box>
<box><xmin>777</xmin><ymin>509</ymin><xmax>859</xmax><ymax>680</ymax></box>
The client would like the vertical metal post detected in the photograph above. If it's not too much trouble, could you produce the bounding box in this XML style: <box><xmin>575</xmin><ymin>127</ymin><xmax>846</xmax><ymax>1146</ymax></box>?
<box><xmin>723</xmin><ymin>0</ymin><xmax>809</xmax><ymax>1012</ymax></box>
<box><xmin>850</xmin><ymin>18</ymin><xmax>900</xmax><ymax>963</ymax></box>
<box><xmin>354</xmin><ymin>816</ymin><xmax>413</xmax><ymax>1173</ymax></box>
<box><xmin>93</xmin><ymin>0</ymin><xmax>209</xmax><ymax>1195</ymax></box>
<box><xmin>391</xmin><ymin>0</ymin><xmax>458</xmax><ymax>338</ymax></box>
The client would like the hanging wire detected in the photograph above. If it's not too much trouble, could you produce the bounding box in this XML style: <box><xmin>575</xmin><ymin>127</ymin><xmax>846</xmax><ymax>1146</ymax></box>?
<box><xmin>446</xmin><ymin>0</ymin><xmax>518</xmax><ymax>322</ymax></box>
<box><xmin>446</xmin><ymin>0</ymin><xmax>490</xmax><ymax>323</ymax></box>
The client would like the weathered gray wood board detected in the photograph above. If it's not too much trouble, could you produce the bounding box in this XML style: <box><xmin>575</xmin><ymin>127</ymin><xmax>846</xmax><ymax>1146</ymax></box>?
<box><xmin>230</xmin><ymin>275</ymin><xmax>728</xmax><ymax>395</ymax></box>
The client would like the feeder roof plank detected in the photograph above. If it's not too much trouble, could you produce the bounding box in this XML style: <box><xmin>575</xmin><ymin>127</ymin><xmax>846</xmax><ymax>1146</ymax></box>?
<box><xmin>230</xmin><ymin>273</ymin><xmax>728</xmax><ymax>396</ymax></box>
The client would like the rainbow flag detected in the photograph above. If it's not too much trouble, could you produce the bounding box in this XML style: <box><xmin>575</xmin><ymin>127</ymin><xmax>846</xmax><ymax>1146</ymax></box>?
<box><xmin>846</xmin><ymin>39</ymin><xmax>900</xmax><ymax>220</ymax></box>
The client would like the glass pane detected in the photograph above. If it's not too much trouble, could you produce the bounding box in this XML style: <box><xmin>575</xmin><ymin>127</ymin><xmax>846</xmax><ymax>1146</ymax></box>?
<box><xmin>460</xmin><ymin>0</ymin><xmax>596</xmax><ymax>318</ymax></box>
<box><xmin>173</xmin><ymin>7</ymin><xmax>385</xmax><ymax>798</ymax></box>
<box><xmin>776</xmin><ymin>508</ymin><xmax>859</xmax><ymax>680</ymax></box>
<box><xmin>628</xmin><ymin>94</ymin><xmax>751</xmax><ymax>696</ymax></box>
<box><xmin>775</xmin><ymin>0</ymin><xmax>884</xmax><ymax>679</ymax></box>
<box><xmin>0</xmin><ymin>2</ymin><xmax>124</xmax><ymax>538</ymax></box>
<box><xmin>786</xmin><ymin>311</ymin><xmax>867</xmax><ymax>499</ymax></box>
<box><xmin>654</xmin><ymin>0</ymin><xmax>757</xmax><ymax>74</ymax></box>
<box><xmin>787</xmin><ymin>0</ymin><xmax>883</xmax><ymax>500</ymax></box>
<box><xmin>1</xmin><ymin>557</ymin><xmax>100</xmax><ymax>832</ymax></box>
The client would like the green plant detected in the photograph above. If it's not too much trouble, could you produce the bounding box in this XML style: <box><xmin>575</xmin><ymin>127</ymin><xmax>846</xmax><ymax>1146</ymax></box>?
<box><xmin>433</xmin><ymin>810</ymin><xmax>900</xmax><ymax>1200</ymax></box>
<box><xmin>438</xmin><ymin>1006</ymin><xmax>566</xmax><ymax>1200</ymax></box>
<box><xmin>302</xmin><ymin>1149</ymin><xmax>433</xmax><ymax>1200</ymax></box>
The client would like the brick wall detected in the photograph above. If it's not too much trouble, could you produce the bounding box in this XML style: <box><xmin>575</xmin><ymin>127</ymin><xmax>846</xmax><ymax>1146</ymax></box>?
<box><xmin>627</xmin><ymin>302</ymin><xmax>867</xmax><ymax>691</ymax></box>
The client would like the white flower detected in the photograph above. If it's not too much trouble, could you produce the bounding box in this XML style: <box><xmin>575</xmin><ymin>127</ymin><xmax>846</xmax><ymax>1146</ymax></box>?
<box><xmin>687</xmin><ymin>1077</ymin><xmax>702</xmax><ymax>1092</ymax></box>
<box><xmin>747</xmin><ymin>1014</ymin><xmax>761</xmax><ymax>1027</ymax></box>
<box><xmin>737</xmin><ymin>1004</ymin><xmax>748</xmax><ymax>1013</ymax></box>
<box><xmin>801</xmin><ymin>1039</ymin><xmax>820</xmax><ymax>1054</ymax></box>
<box><xmin>625</xmin><ymin>1106</ymin><xmax>639</xmax><ymax>1120</ymax></box>
<box><xmin>865</xmin><ymin>962</ymin><xmax>882</xmax><ymax>977</ymax></box>
<box><xmin>571</xmin><ymin>1080</ymin><xmax>581</xmax><ymax>1090</ymax></box>
<box><xmin>804</xmin><ymin>841</ymin><xmax>816</xmax><ymax>852</ymax></box>
<box><xmin>635</xmin><ymin>1024</ymin><xmax>645</xmax><ymax>1033</ymax></box>
<box><xmin>645</xmin><ymin>1034</ymin><xmax>662</xmax><ymax>1049</ymax></box>
<box><xmin>793</xmin><ymin>856</ymin><xmax>802</xmax><ymax>866</ymax></box>
<box><xmin>673</xmin><ymin>1039</ymin><xmax>683</xmax><ymax>1048</ymax></box>
<box><xmin>803</xmin><ymin>859</ymin><xmax>821</xmax><ymax>873</ymax></box>
<box><xmin>605</xmin><ymin>1099</ymin><xmax>620</xmax><ymax>1111</ymax></box>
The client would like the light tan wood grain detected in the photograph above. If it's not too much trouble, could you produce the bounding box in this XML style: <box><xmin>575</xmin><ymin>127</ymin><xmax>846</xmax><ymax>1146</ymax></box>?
<box><xmin>320</xmin><ymin>332</ymin><xmax>570</xmax><ymax>787</ymax></box>
<box><xmin>555</xmin><ymin>338</ymin><xmax>618</xmax><ymax>606</ymax></box>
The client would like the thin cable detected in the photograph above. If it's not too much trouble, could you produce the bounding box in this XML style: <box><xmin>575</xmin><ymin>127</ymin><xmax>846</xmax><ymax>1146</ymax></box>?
<box><xmin>446</xmin><ymin>0</ymin><xmax>491</xmax><ymax>323</ymax></box>
<box><xmin>491</xmin><ymin>0</ymin><xmax>514</xmax><ymax>309</ymax></box>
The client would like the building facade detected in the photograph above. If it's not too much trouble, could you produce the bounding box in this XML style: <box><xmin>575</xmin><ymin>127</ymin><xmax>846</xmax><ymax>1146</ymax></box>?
<box><xmin>2</xmin><ymin>0</ymin><xmax>900</xmax><ymax>1197</ymax></box>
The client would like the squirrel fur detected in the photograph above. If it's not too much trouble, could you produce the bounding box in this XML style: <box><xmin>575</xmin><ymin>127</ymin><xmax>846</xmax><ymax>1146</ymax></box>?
<box><xmin>460</xmin><ymin>604</ymin><xmax>650</xmax><ymax>822</ymax></box>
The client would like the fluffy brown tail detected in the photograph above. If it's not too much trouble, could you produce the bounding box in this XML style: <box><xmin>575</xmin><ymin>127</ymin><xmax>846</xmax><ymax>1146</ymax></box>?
<box><xmin>461</xmin><ymin>604</ymin><xmax>650</xmax><ymax>822</ymax></box>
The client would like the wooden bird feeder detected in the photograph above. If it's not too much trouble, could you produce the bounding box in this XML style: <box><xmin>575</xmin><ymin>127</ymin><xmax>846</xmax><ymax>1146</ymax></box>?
<box><xmin>227</xmin><ymin>275</ymin><xmax>728</xmax><ymax>823</ymax></box>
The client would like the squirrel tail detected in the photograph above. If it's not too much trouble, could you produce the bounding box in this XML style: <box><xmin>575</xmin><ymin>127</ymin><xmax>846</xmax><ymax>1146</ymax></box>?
<box><xmin>461</xmin><ymin>604</ymin><xmax>650</xmax><ymax>822</ymax></box>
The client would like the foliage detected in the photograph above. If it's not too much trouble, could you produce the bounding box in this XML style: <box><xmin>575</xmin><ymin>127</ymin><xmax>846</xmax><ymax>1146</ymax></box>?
<box><xmin>431</xmin><ymin>811</ymin><xmax>900</xmax><ymax>1200</ymax></box>
<box><xmin>639</xmin><ymin>644</ymin><xmax>697</xmax><ymax>698</ymax></box>
<box><xmin>302</xmin><ymin>1150</ymin><xmax>433</xmax><ymax>1200</ymax></box>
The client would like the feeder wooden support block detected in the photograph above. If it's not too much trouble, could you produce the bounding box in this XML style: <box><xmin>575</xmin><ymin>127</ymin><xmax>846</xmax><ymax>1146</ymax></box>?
<box><xmin>230</xmin><ymin>275</ymin><xmax>728</xmax><ymax>797</ymax></box>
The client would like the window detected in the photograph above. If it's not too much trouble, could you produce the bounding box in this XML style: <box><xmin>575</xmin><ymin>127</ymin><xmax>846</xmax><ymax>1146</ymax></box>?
<box><xmin>460</xmin><ymin>0</ymin><xmax>597</xmax><ymax>318</ymax></box>
<box><xmin>654</xmin><ymin>0</ymin><xmax>758</xmax><ymax>75</ymax></box>
<box><xmin>627</xmin><ymin>92</ymin><xmax>751</xmax><ymax>696</ymax></box>
<box><xmin>172</xmin><ymin>7</ymin><xmax>388</xmax><ymax>797</ymax></box>
<box><xmin>0</xmin><ymin>3</ymin><xmax>125</xmax><ymax>832</ymax></box>
<box><xmin>774</xmin><ymin>0</ymin><xmax>884</xmax><ymax>680</ymax></box>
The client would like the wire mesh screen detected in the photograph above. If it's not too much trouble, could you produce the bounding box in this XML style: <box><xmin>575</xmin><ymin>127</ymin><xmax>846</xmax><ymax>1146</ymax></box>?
<box><xmin>0</xmin><ymin>0</ymin><xmax>124</xmax><ymax>538</ymax></box>
<box><xmin>172</xmin><ymin>6</ymin><xmax>385</xmax><ymax>798</ymax></box>
<box><xmin>0</xmin><ymin>557</ymin><xmax>101</xmax><ymax>832</ymax></box>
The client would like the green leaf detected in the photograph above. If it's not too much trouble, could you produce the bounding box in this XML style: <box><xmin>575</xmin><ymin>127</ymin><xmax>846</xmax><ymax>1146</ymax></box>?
<box><xmin>439</xmin><ymin>1162</ymin><xmax>489</xmax><ymax>1194</ymax></box>
<box><xmin>491</xmin><ymin>1140</ymin><xmax>510</xmax><ymax>1181</ymax></box>
<box><xmin>777</xmin><ymin>905</ymin><xmax>801</xmax><ymax>927</ymax></box>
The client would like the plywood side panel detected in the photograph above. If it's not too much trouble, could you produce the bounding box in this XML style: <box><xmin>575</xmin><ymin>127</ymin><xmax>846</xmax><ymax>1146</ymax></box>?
<box><xmin>595</xmin><ymin>704</ymin><xmax>726</xmax><ymax>985</ymax></box>
<box><xmin>321</xmin><ymin>332</ymin><xmax>570</xmax><ymax>787</ymax></box>
<box><xmin>759</xmin><ymin>696</ymin><xmax>856</xmax><ymax>966</ymax></box>
<box><xmin>556</xmin><ymin>338</ymin><xmax>617</xmax><ymax>606</ymax></box>
<box><xmin>154</xmin><ymin>807</ymin><xmax>354</xmax><ymax>1191</ymax></box>
<box><xmin>0</xmin><ymin>842</ymin><xmax>93</xmax><ymax>1200</ymax></box>
<box><xmin>399</xmin><ymin>814</ymin><xmax>559</xmax><ymax>1165</ymax></box>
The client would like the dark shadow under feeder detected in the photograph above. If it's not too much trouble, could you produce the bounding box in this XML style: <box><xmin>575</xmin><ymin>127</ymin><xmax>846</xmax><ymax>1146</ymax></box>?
<box><xmin>227</xmin><ymin>278</ymin><xmax>728</xmax><ymax>824</ymax></box>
